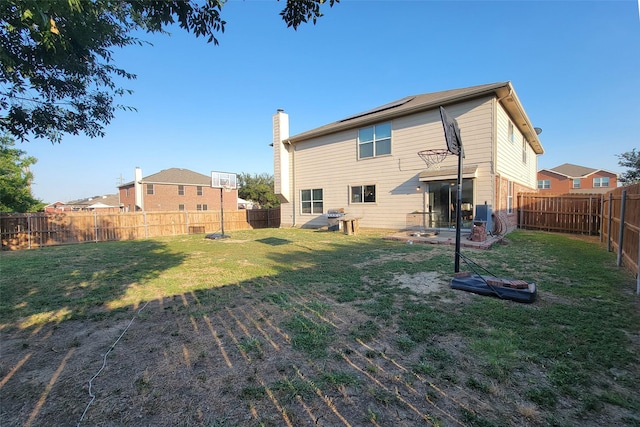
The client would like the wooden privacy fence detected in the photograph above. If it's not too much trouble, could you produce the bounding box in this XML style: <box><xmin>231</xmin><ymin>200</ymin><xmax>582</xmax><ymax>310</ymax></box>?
<box><xmin>1</xmin><ymin>208</ymin><xmax>281</xmax><ymax>250</ymax></box>
<box><xmin>601</xmin><ymin>184</ymin><xmax>640</xmax><ymax>280</ymax></box>
<box><xmin>518</xmin><ymin>193</ymin><xmax>602</xmax><ymax>235</ymax></box>
<box><xmin>518</xmin><ymin>184</ymin><xmax>639</xmax><ymax>281</ymax></box>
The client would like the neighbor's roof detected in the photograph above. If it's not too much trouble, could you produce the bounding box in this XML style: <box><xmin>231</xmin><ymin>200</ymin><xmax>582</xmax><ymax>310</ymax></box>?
<box><xmin>119</xmin><ymin>168</ymin><xmax>212</xmax><ymax>187</ymax></box>
<box><xmin>540</xmin><ymin>163</ymin><xmax>617</xmax><ymax>178</ymax></box>
<box><xmin>66</xmin><ymin>194</ymin><xmax>120</xmax><ymax>207</ymax></box>
<box><xmin>287</xmin><ymin>81</ymin><xmax>544</xmax><ymax>154</ymax></box>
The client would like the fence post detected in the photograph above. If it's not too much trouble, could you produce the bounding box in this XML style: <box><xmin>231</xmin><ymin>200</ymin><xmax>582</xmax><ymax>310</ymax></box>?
<box><xmin>518</xmin><ymin>194</ymin><xmax>523</xmax><ymax>229</ymax></box>
<box><xmin>637</xmin><ymin>232</ymin><xmax>640</xmax><ymax>295</ymax></box>
<box><xmin>28</xmin><ymin>213</ymin><xmax>32</xmax><ymax>250</ymax></box>
<box><xmin>600</xmin><ymin>194</ymin><xmax>604</xmax><ymax>242</ymax></box>
<box><xmin>94</xmin><ymin>210</ymin><xmax>99</xmax><ymax>243</ymax></box>
<box><xmin>588</xmin><ymin>195</ymin><xmax>593</xmax><ymax>236</ymax></box>
<box><xmin>617</xmin><ymin>190</ymin><xmax>627</xmax><ymax>267</ymax></box>
<box><xmin>607</xmin><ymin>192</ymin><xmax>613</xmax><ymax>252</ymax></box>
<box><xmin>144</xmin><ymin>211</ymin><xmax>148</xmax><ymax>239</ymax></box>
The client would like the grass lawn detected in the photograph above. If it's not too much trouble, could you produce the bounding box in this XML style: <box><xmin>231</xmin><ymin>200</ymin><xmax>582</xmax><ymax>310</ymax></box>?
<box><xmin>1</xmin><ymin>228</ymin><xmax>639</xmax><ymax>426</ymax></box>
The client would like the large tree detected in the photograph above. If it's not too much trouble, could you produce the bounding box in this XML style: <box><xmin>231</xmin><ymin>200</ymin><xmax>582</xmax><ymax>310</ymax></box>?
<box><xmin>0</xmin><ymin>134</ymin><xmax>44</xmax><ymax>212</ymax></box>
<box><xmin>0</xmin><ymin>0</ymin><xmax>337</xmax><ymax>143</ymax></box>
<box><xmin>238</xmin><ymin>172</ymin><xmax>279</xmax><ymax>209</ymax></box>
<box><xmin>616</xmin><ymin>148</ymin><xmax>640</xmax><ymax>185</ymax></box>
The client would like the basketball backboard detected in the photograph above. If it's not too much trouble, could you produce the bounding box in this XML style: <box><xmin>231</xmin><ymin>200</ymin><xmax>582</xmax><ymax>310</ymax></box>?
<box><xmin>211</xmin><ymin>171</ymin><xmax>237</xmax><ymax>189</ymax></box>
<box><xmin>439</xmin><ymin>106</ymin><xmax>463</xmax><ymax>157</ymax></box>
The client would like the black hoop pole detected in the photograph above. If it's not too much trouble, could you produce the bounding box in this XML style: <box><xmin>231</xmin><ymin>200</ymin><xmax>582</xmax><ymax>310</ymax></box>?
<box><xmin>454</xmin><ymin>148</ymin><xmax>463</xmax><ymax>273</ymax></box>
<box><xmin>220</xmin><ymin>187</ymin><xmax>225</xmax><ymax>237</ymax></box>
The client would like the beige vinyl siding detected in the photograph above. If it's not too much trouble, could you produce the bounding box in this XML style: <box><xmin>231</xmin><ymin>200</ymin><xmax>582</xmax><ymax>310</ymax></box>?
<box><xmin>285</xmin><ymin>97</ymin><xmax>497</xmax><ymax>229</ymax></box>
<box><xmin>496</xmin><ymin>105</ymin><xmax>537</xmax><ymax>189</ymax></box>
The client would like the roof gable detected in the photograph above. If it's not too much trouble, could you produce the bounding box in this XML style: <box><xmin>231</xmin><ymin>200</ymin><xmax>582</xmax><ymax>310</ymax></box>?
<box><xmin>541</xmin><ymin>163</ymin><xmax>618</xmax><ymax>179</ymax></box>
<box><xmin>550</xmin><ymin>163</ymin><xmax>597</xmax><ymax>178</ymax></box>
<box><xmin>287</xmin><ymin>81</ymin><xmax>544</xmax><ymax>154</ymax></box>
<box><xmin>142</xmin><ymin>168</ymin><xmax>211</xmax><ymax>186</ymax></box>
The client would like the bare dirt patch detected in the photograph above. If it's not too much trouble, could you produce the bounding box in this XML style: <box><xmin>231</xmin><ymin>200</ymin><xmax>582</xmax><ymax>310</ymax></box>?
<box><xmin>392</xmin><ymin>271</ymin><xmax>447</xmax><ymax>295</ymax></box>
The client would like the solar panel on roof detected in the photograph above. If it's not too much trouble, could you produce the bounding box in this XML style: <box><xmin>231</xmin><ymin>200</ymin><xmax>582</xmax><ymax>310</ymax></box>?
<box><xmin>339</xmin><ymin>96</ymin><xmax>415</xmax><ymax>122</ymax></box>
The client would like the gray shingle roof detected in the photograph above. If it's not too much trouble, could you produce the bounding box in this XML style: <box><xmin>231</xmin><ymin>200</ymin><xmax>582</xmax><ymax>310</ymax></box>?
<box><xmin>285</xmin><ymin>81</ymin><xmax>543</xmax><ymax>155</ymax></box>
<box><xmin>142</xmin><ymin>168</ymin><xmax>211</xmax><ymax>186</ymax></box>
<box><xmin>549</xmin><ymin>163</ymin><xmax>597</xmax><ymax>178</ymax></box>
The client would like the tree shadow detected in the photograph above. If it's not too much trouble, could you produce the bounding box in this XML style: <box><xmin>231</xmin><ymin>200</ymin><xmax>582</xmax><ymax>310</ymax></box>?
<box><xmin>0</xmin><ymin>239</ymin><xmax>185</xmax><ymax>330</ymax></box>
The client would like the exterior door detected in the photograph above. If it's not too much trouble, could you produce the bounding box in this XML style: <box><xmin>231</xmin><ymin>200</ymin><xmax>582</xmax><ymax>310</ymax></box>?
<box><xmin>427</xmin><ymin>179</ymin><xmax>474</xmax><ymax>229</ymax></box>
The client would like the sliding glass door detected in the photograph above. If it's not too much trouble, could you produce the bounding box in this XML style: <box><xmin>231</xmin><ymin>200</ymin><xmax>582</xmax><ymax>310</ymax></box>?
<box><xmin>426</xmin><ymin>179</ymin><xmax>474</xmax><ymax>229</ymax></box>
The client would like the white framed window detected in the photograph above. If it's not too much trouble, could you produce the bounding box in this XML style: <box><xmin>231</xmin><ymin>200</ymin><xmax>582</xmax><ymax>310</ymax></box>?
<box><xmin>358</xmin><ymin>122</ymin><xmax>391</xmax><ymax>159</ymax></box>
<box><xmin>593</xmin><ymin>177</ymin><xmax>610</xmax><ymax>188</ymax></box>
<box><xmin>537</xmin><ymin>180</ymin><xmax>550</xmax><ymax>189</ymax></box>
<box><xmin>522</xmin><ymin>138</ymin><xmax>527</xmax><ymax>164</ymax></box>
<box><xmin>350</xmin><ymin>185</ymin><xmax>376</xmax><ymax>203</ymax></box>
<box><xmin>125</xmin><ymin>188</ymin><xmax>130</xmax><ymax>197</ymax></box>
<box><xmin>197</xmin><ymin>186</ymin><xmax>203</xmax><ymax>196</ymax></box>
<box><xmin>146</xmin><ymin>184</ymin><xmax>154</xmax><ymax>195</ymax></box>
<box><xmin>178</xmin><ymin>185</ymin><xmax>185</xmax><ymax>196</ymax></box>
<box><xmin>197</xmin><ymin>204</ymin><xmax>208</xmax><ymax>211</ymax></box>
<box><xmin>178</xmin><ymin>204</ymin><xmax>185</xmax><ymax>211</ymax></box>
<box><xmin>508</xmin><ymin>121</ymin><xmax>514</xmax><ymax>143</ymax></box>
<box><xmin>573</xmin><ymin>179</ymin><xmax>581</xmax><ymax>189</ymax></box>
<box><xmin>300</xmin><ymin>189</ymin><xmax>323</xmax><ymax>214</ymax></box>
<box><xmin>507</xmin><ymin>181</ymin><xmax>513</xmax><ymax>214</ymax></box>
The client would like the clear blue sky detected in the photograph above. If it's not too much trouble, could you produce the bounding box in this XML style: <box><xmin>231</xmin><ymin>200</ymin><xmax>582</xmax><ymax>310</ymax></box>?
<box><xmin>23</xmin><ymin>0</ymin><xmax>640</xmax><ymax>203</ymax></box>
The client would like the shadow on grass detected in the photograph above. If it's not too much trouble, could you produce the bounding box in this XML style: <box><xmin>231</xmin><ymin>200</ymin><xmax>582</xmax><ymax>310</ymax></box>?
<box><xmin>0</xmin><ymin>239</ymin><xmax>185</xmax><ymax>329</ymax></box>
<box><xmin>255</xmin><ymin>237</ymin><xmax>293</xmax><ymax>246</ymax></box>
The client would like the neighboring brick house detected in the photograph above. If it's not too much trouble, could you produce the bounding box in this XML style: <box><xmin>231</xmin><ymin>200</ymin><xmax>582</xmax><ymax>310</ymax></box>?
<box><xmin>44</xmin><ymin>201</ymin><xmax>66</xmax><ymax>213</ymax></box>
<box><xmin>44</xmin><ymin>195</ymin><xmax>121</xmax><ymax>213</ymax></box>
<box><xmin>118</xmin><ymin>168</ymin><xmax>238</xmax><ymax>212</ymax></box>
<box><xmin>537</xmin><ymin>163</ymin><xmax>617</xmax><ymax>194</ymax></box>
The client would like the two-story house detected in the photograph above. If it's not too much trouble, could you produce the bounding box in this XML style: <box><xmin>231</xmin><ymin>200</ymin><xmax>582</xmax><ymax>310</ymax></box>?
<box><xmin>118</xmin><ymin>168</ymin><xmax>238</xmax><ymax>212</ymax></box>
<box><xmin>273</xmin><ymin>81</ymin><xmax>544</xmax><ymax>232</ymax></box>
<box><xmin>537</xmin><ymin>164</ymin><xmax>617</xmax><ymax>194</ymax></box>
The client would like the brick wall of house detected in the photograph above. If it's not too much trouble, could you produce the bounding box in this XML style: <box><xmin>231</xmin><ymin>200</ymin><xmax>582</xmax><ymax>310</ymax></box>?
<box><xmin>118</xmin><ymin>184</ymin><xmax>237</xmax><ymax>212</ymax></box>
<box><xmin>495</xmin><ymin>176</ymin><xmax>534</xmax><ymax>232</ymax></box>
<box><xmin>538</xmin><ymin>170</ymin><xmax>572</xmax><ymax>193</ymax></box>
<box><xmin>119</xmin><ymin>185</ymin><xmax>134</xmax><ymax>212</ymax></box>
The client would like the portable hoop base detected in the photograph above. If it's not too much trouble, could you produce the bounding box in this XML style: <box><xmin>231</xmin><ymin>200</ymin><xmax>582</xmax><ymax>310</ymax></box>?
<box><xmin>450</xmin><ymin>274</ymin><xmax>537</xmax><ymax>303</ymax></box>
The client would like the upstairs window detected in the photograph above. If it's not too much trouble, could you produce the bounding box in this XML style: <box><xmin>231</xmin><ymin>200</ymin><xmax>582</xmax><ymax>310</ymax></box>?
<box><xmin>178</xmin><ymin>204</ymin><xmax>185</xmax><ymax>211</ymax></box>
<box><xmin>593</xmin><ymin>177</ymin><xmax>610</xmax><ymax>188</ymax></box>
<box><xmin>197</xmin><ymin>186</ymin><xmax>203</xmax><ymax>196</ymax></box>
<box><xmin>537</xmin><ymin>180</ymin><xmax>550</xmax><ymax>189</ymax></box>
<box><xmin>358</xmin><ymin>123</ymin><xmax>391</xmax><ymax>159</ymax></box>
<box><xmin>522</xmin><ymin>138</ymin><xmax>527</xmax><ymax>164</ymax></box>
<box><xmin>573</xmin><ymin>179</ymin><xmax>581</xmax><ymax>189</ymax></box>
<box><xmin>508</xmin><ymin>121</ymin><xmax>514</xmax><ymax>143</ymax></box>
<box><xmin>146</xmin><ymin>184</ymin><xmax>154</xmax><ymax>195</ymax></box>
<box><xmin>301</xmin><ymin>189</ymin><xmax>323</xmax><ymax>214</ymax></box>
<box><xmin>351</xmin><ymin>185</ymin><xmax>376</xmax><ymax>203</ymax></box>
<box><xmin>178</xmin><ymin>185</ymin><xmax>185</xmax><ymax>196</ymax></box>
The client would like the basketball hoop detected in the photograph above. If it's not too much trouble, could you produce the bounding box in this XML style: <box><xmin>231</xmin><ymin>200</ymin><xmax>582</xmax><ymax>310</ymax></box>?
<box><xmin>418</xmin><ymin>149</ymin><xmax>449</xmax><ymax>170</ymax></box>
<box><xmin>222</xmin><ymin>185</ymin><xmax>233</xmax><ymax>193</ymax></box>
